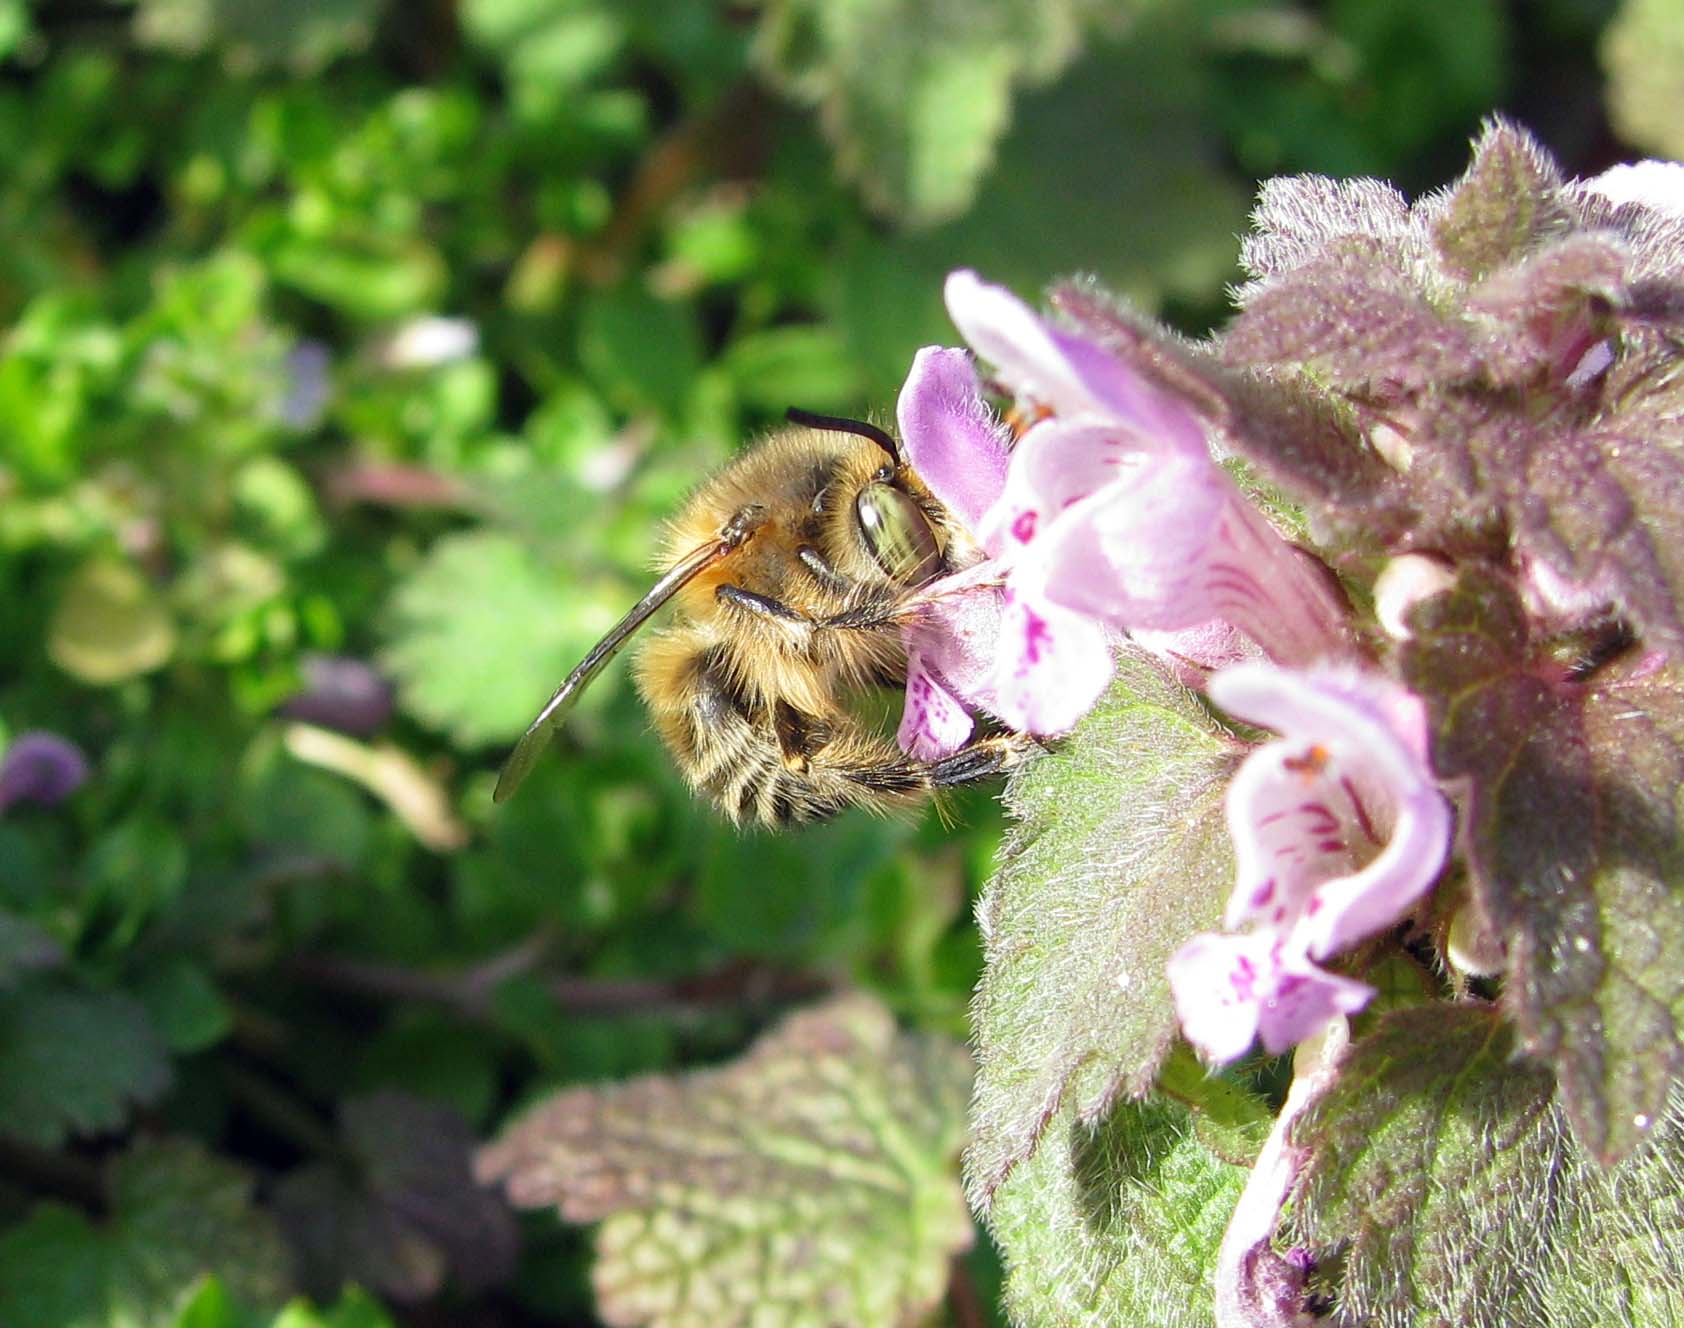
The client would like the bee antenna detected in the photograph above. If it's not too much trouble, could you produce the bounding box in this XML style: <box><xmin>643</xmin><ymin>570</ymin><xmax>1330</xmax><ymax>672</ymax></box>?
<box><xmin>784</xmin><ymin>408</ymin><xmax>901</xmax><ymax>467</ymax></box>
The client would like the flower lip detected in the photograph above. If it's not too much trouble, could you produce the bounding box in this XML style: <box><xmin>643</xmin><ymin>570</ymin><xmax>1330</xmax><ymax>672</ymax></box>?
<box><xmin>1211</xmin><ymin>664</ymin><xmax>1449</xmax><ymax>959</ymax></box>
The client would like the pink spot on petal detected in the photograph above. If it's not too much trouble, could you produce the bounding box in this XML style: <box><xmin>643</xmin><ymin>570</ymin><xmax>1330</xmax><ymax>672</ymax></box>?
<box><xmin>1022</xmin><ymin>610</ymin><xmax>1052</xmax><ymax>664</ymax></box>
<box><xmin>1011</xmin><ymin>509</ymin><xmax>1038</xmax><ymax>543</ymax></box>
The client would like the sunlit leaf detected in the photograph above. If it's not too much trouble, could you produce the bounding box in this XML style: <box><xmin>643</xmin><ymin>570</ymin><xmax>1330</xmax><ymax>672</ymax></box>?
<box><xmin>968</xmin><ymin>651</ymin><xmax>1237</xmax><ymax>1206</ymax></box>
<box><xmin>48</xmin><ymin>559</ymin><xmax>176</xmax><ymax>686</ymax></box>
<box><xmin>478</xmin><ymin>995</ymin><xmax>974</xmax><ymax>1328</ymax></box>
<box><xmin>132</xmin><ymin>0</ymin><xmax>382</xmax><ymax>74</ymax></box>
<box><xmin>1602</xmin><ymin>0</ymin><xmax>1684</xmax><ymax>162</ymax></box>
<box><xmin>752</xmin><ymin>0</ymin><xmax>1109</xmax><ymax>225</ymax></box>
<box><xmin>1292</xmin><ymin>1004</ymin><xmax>1684</xmax><ymax>1325</ymax></box>
<box><xmin>989</xmin><ymin>1094</ymin><xmax>1247</xmax><ymax>1327</ymax></box>
<box><xmin>380</xmin><ymin>531</ymin><xmax>625</xmax><ymax>748</ymax></box>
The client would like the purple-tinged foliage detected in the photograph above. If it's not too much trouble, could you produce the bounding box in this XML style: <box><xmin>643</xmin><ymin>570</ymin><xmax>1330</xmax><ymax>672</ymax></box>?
<box><xmin>1401</xmin><ymin>566</ymin><xmax>1684</xmax><ymax>1162</ymax></box>
<box><xmin>1222</xmin><ymin>120</ymin><xmax>1684</xmax><ymax>659</ymax></box>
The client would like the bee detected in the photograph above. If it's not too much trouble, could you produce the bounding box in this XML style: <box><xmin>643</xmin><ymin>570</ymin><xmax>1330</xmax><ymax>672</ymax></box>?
<box><xmin>493</xmin><ymin>410</ymin><xmax>1025</xmax><ymax>826</ymax></box>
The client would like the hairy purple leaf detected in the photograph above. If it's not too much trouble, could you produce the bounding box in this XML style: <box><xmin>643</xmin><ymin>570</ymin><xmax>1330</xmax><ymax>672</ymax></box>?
<box><xmin>1402</xmin><ymin>568</ymin><xmax>1684</xmax><ymax>1161</ymax></box>
<box><xmin>1462</xmin><ymin>234</ymin><xmax>1626</xmax><ymax>386</ymax></box>
<box><xmin>1427</xmin><ymin>119</ymin><xmax>1569</xmax><ymax>282</ymax></box>
<box><xmin>1055</xmin><ymin>282</ymin><xmax>1395</xmax><ymax>525</ymax></box>
<box><xmin>1222</xmin><ymin>246</ymin><xmax>1481</xmax><ymax>394</ymax></box>
<box><xmin>1236</xmin><ymin>175</ymin><xmax>1420</xmax><ymax>299</ymax></box>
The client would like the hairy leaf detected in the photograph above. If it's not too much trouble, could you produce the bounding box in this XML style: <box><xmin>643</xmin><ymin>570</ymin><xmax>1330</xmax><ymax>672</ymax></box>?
<box><xmin>380</xmin><ymin>532</ymin><xmax>626</xmax><ymax>747</ymax></box>
<box><xmin>0</xmin><ymin>979</ymin><xmax>172</xmax><ymax>1147</ymax></box>
<box><xmin>1542</xmin><ymin>1080</ymin><xmax>1684</xmax><ymax>1325</ymax></box>
<box><xmin>1402</xmin><ymin>568</ymin><xmax>1684</xmax><ymax>1160</ymax></box>
<box><xmin>0</xmin><ymin>1139</ymin><xmax>293</xmax><ymax>1328</ymax></box>
<box><xmin>1222</xmin><ymin>245</ymin><xmax>1480</xmax><ymax>393</ymax></box>
<box><xmin>989</xmin><ymin>1094</ymin><xmax>1247</xmax><ymax>1327</ymax></box>
<box><xmin>1290</xmin><ymin>1005</ymin><xmax>1559</xmax><ymax>1324</ymax></box>
<box><xmin>1427</xmin><ymin>119</ymin><xmax>1568</xmax><ymax>282</ymax></box>
<box><xmin>751</xmin><ymin>0</ymin><xmax>1102</xmax><ymax>225</ymax></box>
<box><xmin>967</xmin><ymin>651</ymin><xmax>1238</xmax><ymax>1208</ymax></box>
<box><xmin>1293</xmin><ymin>1005</ymin><xmax>1684</xmax><ymax>1326</ymax></box>
<box><xmin>478</xmin><ymin>995</ymin><xmax>974</xmax><ymax>1328</ymax></box>
<box><xmin>1460</xmin><ymin>233</ymin><xmax>1626</xmax><ymax>386</ymax></box>
<box><xmin>1236</xmin><ymin>175</ymin><xmax>1419</xmax><ymax>296</ymax></box>
<box><xmin>275</xmin><ymin>1091</ymin><xmax>519</xmax><ymax>1304</ymax></box>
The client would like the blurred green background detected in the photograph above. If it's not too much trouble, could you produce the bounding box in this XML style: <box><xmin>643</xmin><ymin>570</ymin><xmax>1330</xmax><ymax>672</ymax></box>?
<box><xmin>0</xmin><ymin>0</ymin><xmax>1662</xmax><ymax>1323</ymax></box>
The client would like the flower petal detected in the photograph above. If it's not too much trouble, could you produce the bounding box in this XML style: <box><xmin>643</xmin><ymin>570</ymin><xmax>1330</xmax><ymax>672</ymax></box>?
<box><xmin>989</xmin><ymin>587</ymin><xmax>1112</xmax><ymax>735</ymax></box>
<box><xmin>1581</xmin><ymin>160</ymin><xmax>1684</xmax><ymax>217</ymax></box>
<box><xmin>897</xmin><ymin>650</ymin><xmax>976</xmax><ymax>759</ymax></box>
<box><xmin>1168</xmin><ymin>930</ymin><xmax>1372</xmax><ymax>1064</ymax></box>
<box><xmin>944</xmin><ymin>270</ymin><xmax>1207</xmax><ymax>453</ymax></box>
<box><xmin>976</xmin><ymin>418</ymin><xmax>1150</xmax><ymax>559</ymax></box>
<box><xmin>1210</xmin><ymin>664</ymin><xmax>1451</xmax><ymax>958</ymax></box>
<box><xmin>896</xmin><ymin>346</ymin><xmax>1011</xmax><ymax>533</ymax></box>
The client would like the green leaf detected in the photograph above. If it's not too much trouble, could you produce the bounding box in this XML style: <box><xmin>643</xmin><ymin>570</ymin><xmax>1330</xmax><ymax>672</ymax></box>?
<box><xmin>133</xmin><ymin>959</ymin><xmax>234</xmax><ymax>1054</ymax></box>
<box><xmin>1602</xmin><ymin>0</ymin><xmax>1684</xmax><ymax>162</ymax></box>
<box><xmin>380</xmin><ymin>531</ymin><xmax>627</xmax><ymax>747</ymax></box>
<box><xmin>0</xmin><ymin>980</ymin><xmax>172</xmax><ymax>1147</ymax></box>
<box><xmin>752</xmin><ymin>0</ymin><xmax>1100</xmax><ymax>225</ymax></box>
<box><xmin>132</xmin><ymin>0</ymin><xmax>381</xmax><ymax>74</ymax></box>
<box><xmin>1290</xmin><ymin>1005</ymin><xmax>1558</xmax><ymax>1323</ymax></box>
<box><xmin>577</xmin><ymin>285</ymin><xmax>702</xmax><ymax>422</ymax></box>
<box><xmin>1402</xmin><ymin>568</ymin><xmax>1684</xmax><ymax>1161</ymax></box>
<box><xmin>1292</xmin><ymin>1005</ymin><xmax>1684</xmax><ymax>1326</ymax></box>
<box><xmin>968</xmin><ymin>651</ymin><xmax>1238</xmax><ymax>1206</ymax></box>
<box><xmin>48</xmin><ymin>558</ymin><xmax>177</xmax><ymax>686</ymax></box>
<box><xmin>0</xmin><ymin>911</ymin><xmax>64</xmax><ymax>988</ymax></box>
<box><xmin>988</xmin><ymin>1094</ymin><xmax>1248</xmax><ymax>1327</ymax></box>
<box><xmin>478</xmin><ymin>995</ymin><xmax>974</xmax><ymax>1328</ymax></box>
<box><xmin>0</xmin><ymin>1139</ymin><xmax>294</xmax><ymax>1328</ymax></box>
<box><xmin>720</xmin><ymin>325</ymin><xmax>861</xmax><ymax>415</ymax></box>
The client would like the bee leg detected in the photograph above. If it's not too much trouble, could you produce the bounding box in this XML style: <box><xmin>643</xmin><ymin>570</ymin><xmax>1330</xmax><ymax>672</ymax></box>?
<box><xmin>772</xmin><ymin>700</ymin><xmax>832</xmax><ymax>775</ymax></box>
<box><xmin>715</xmin><ymin>584</ymin><xmax>809</xmax><ymax>624</ymax></box>
<box><xmin>927</xmin><ymin>732</ymin><xmax>1035</xmax><ymax>786</ymax></box>
<box><xmin>796</xmin><ymin>545</ymin><xmax>854</xmax><ymax>592</ymax></box>
<box><xmin>715</xmin><ymin>583</ymin><xmax>905</xmax><ymax>634</ymax></box>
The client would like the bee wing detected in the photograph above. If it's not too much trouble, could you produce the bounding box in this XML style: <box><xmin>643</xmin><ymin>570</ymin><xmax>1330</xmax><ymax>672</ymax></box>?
<box><xmin>492</xmin><ymin>538</ymin><xmax>735</xmax><ymax>803</ymax></box>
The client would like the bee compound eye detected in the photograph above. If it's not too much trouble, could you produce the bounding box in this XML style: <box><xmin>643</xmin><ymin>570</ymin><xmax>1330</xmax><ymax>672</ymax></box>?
<box><xmin>854</xmin><ymin>482</ymin><xmax>942</xmax><ymax>584</ymax></box>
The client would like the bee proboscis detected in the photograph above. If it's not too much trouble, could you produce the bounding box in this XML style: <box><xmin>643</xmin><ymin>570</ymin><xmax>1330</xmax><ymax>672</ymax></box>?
<box><xmin>494</xmin><ymin>410</ymin><xmax>1025</xmax><ymax>826</ymax></box>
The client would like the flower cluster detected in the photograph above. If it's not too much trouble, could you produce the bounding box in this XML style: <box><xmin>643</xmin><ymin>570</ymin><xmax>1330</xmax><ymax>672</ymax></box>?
<box><xmin>893</xmin><ymin>271</ymin><xmax>1453</xmax><ymax>1063</ymax></box>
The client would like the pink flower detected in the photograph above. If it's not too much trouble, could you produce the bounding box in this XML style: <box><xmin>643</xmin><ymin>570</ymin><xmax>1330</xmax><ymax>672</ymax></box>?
<box><xmin>1168</xmin><ymin>663</ymin><xmax>1453</xmax><ymax>1061</ymax></box>
<box><xmin>943</xmin><ymin>271</ymin><xmax>1347</xmax><ymax>734</ymax></box>
<box><xmin>894</xmin><ymin>347</ymin><xmax>1012</xmax><ymax>758</ymax></box>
